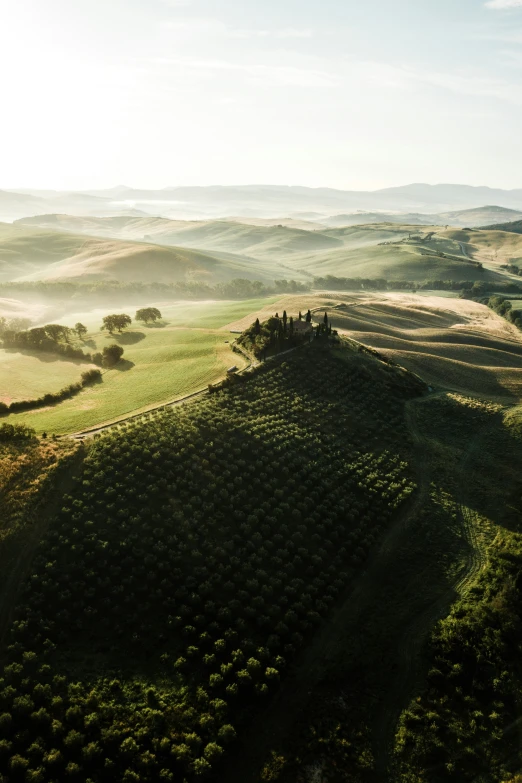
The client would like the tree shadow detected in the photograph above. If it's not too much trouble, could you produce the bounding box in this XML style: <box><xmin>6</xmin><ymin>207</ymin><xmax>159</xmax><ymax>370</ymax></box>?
<box><xmin>143</xmin><ymin>321</ymin><xmax>168</xmax><ymax>329</ymax></box>
<box><xmin>83</xmin><ymin>339</ymin><xmax>96</xmax><ymax>349</ymax></box>
<box><xmin>115</xmin><ymin>359</ymin><xmax>135</xmax><ymax>372</ymax></box>
<box><xmin>3</xmin><ymin>348</ymin><xmax>91</xmax><ymax>366</ymax></box>
<box><xmin>107</xmin><ymin>332</ymin><xmax>146</xmax><ymax>345</ymax></box>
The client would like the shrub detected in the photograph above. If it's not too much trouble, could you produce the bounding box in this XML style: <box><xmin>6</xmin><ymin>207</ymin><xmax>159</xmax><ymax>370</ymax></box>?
<box><xmin>81</xmin><ymin>369</ymin><xmax>102</xmax><ymax>386</ymax></box>
<box><xmin>102</xmin><ymin>345</ymin><xmax>124</xmax><ymax>367</ymax></box>
<box><xmin>0</xmin><ymin>423</ymin><xmax>36</xmax><ymax>441</ymax></box>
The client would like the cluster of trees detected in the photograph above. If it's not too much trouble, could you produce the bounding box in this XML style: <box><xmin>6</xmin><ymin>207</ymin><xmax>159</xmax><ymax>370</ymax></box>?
<box><xmin>395</xmin><ymin>538</ymin><xmax>522</xmax><ymax>781</ymax></box>
<box><xmin>0</xmin><ymin>369</ymin><xmax>102</xmax><ymax>416</ymax></box>
<box><xmin>0</xmin><ymin>422</ymin><xmax>36</xmax><ymax>441</ymax></box>
<box><xmin>237</xmin><ymin>310</ymin><xmax>315</xmax><ymax>359</ymax></box>
<box><xmin>0</xmin><ymin>316</ymin><xmax>32</xmax><ymax>335</ymax></box>
<box><xmin>0</xmin><ymin>320</ymin><xmax>126</xmax><ymax>369</ymax></box>
<box><xmin>0</xmin><ymin>341</ymin><xmax>420</xmax><ymax>781</ymax></box>
<box><xmin>101</xmin><ymin>345</ymin><xmax>124</xmax><ymax>367</ymax></box>
<box><xmin>1</xmin><ymin>323</ymin><xmax>94</xmax><ymax>362</ymax></box>
<box><xmin>501</xmin><ymin>262</ymin><xmax>522</xmax><ymax>277</ymax></box>
<box><xmin>101</xmin><ymin>309</ymin><xmax>162</xmax><ymax>333</ymax></box>
<box><xmin>478</xmin><ymin>295</ymin><xmax>522</xmax><ymax>329</ymax></box>
<box><xmin>238</xmin><ymin>310</ymin><xmax>335</xmax><ymax>359</ymax></box>
<box><xmin>102</xmin><ymin>314</ymin><xmax>132</xmax><ymax>334</ymax></box>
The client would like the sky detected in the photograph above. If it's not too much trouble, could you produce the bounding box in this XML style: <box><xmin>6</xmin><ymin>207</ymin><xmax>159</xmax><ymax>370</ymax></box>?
<box><xmin>2</xmin><ymin>0</ymin><xmax>522</xmax><ymax>191</ymax></box>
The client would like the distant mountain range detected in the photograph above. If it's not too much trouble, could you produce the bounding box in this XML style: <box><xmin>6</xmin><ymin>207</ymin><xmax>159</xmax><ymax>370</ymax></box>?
<box><xmin>3</xmin><ymin>184</ymin><xmax>522</xmax><ymax>222</ymax></box>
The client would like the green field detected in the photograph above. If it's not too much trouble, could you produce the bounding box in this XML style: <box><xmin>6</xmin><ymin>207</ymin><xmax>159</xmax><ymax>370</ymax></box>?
<box><xmin>411</xmin><ymin>289</ymin><xmax>459</xmax><ymax>298</ymax></box>
<box><xmin>2</xmin><ymin>298</ymin><xmax>277</xmax><ymax>434</ymax></box>
<box><xmin>0</xmin><ymin>349</ymin><xmax>94</xmax><ymax>405</ymax></box>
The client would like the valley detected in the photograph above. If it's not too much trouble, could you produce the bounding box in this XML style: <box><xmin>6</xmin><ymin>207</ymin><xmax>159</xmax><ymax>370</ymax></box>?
<box><xmin>2</xmin><ymin>196</ymin><xmax>522</xmax><ymax>783</ymax></box>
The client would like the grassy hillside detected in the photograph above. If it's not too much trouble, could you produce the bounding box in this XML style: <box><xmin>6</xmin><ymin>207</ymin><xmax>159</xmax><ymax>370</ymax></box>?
<box><xmin>481</xmin><ymin>218</ymin><xmax>522</xmax><ymax>234</ymax></box>
<box><xmin>0</xmin><ymin>338</ymin><xmax>422</xmax><ymax>782</ymax></box>
<box><xmin>391</xmin><ymin>397</ymin><xmax>522</xmax><ymax>783</ymax></box>
<box><xmin>327</xmin><ymin>292</ymin><xmax>522</xmax><ymax>400</ymax></box>
<box><xmin>10</xmin><ymin>219</ymin><xmax>497</xmax><ymax>284</ymax></box>
<box><xmin>442</xmin><ymin>227</ymin><xmax>522</xmax><ymax>268</ymax></box>
<box><xmin>437</xmin><ymin>205</ymin><xmax>522</xmax><ymax>228</ymax></box>
<box><xmin>0</xmin><ymin>222</ymin><xmax>96</xmax><ymax>282</ymax></box>
<box><xmin>283</xmin><ymin>233</ymin><xmax>490</xmax><ymax>283</ymax></box>
<box><xmin>2</xmin><ymin>333</ymin><xmax>522</xmax><ymax>782</ymax></box>
<box><xmin>0</xmin><ymin>430</ymin><xmax>80</xmax><ymax>645</ymax></box>
<box><xmin>0</xmin><ymin>350</ymin><xmax>95</xmax><ymax>406</ymax></box>
<box><xmin>0</xmin><ymin>223</ymin><xmax>281</xmax><ymax>285</ymax></box>
<box><xmin>322</xmin><ymin>206</ymin><xmax>522</xmax><ymax>229</ymax></box>
<box><xmin>5</xmin><ymin>219</ymin><xmax>522</xmax><ymax>291</ymax></box>
<box><xmin>1</xmin><ymin>304</ymin><xmax>522</xmax><ymax>782</ymax></box>
<box><xmin>17</xmin><ymin>216</ymin><xmax>343</xmax><ymax>261</ymax></box>
<box><xmin>253</xmin><ymin>388</ymin><xmax>522</xmax><ymax>783</ymax></box>
<box><xmin>1</xmin><ymin>298</ymin><xmax>282</xmax><ymax>434</ymax></box>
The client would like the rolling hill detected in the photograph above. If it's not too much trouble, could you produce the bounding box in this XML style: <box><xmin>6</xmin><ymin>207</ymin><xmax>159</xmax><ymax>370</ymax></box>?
<box><xmin>9</xmin><ymin>218</ymin><xmax>517</xmax><ymax>285</ymax></box>
<box><xmin>443</xmin><ymin>227</ymin><xmax>522</xmax><ymax>268</ymax></box>
<box><xmin>0</xmin><ymin>190</ymin><xmax>148</xmax><ymax>222</ymax></box>
<box><xmin>439</xmin><ymin>205</ymin><xmax>522</xmax><ymax>227</ymax></box>
<box><xmin>321</xmin><ymin>205</ymin><xmax>522</xmax><ymax>229</ymax></box>
<box><xmin>326</xmin><ymin>292</ymin><xmax>522</xmax><ymax>400</ymax></box>
<box><xmin>480</xmin><ymin>218</ymin><xmax>522</xmax><ymax>234</ymax></box>
<box><xmin>16</xmin><ymin>215</ymin><xmax>343</xmax><ymax>259</ymax></box>
<box><xmin>0</xmin><ymin>223</ymin><xmax>281</xmax><ymax>284</ymax></box>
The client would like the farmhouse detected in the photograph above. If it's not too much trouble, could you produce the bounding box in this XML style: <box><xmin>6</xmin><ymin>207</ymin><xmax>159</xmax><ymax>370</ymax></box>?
<box><xmin>293</xmin><ymin>320</ymin><xmax>313</xmax><ymax>335</ymax></box>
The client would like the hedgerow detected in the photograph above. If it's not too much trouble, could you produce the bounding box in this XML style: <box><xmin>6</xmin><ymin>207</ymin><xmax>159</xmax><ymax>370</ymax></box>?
<box><xmin>0</xmin><ymin>370</ymin><xmax>102</xmax><ymax>416</ymax></box>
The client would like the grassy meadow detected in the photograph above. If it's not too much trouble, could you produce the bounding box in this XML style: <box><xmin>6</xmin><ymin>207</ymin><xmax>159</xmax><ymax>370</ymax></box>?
<box><xmin>0</xmin><ymin>349</ymin><xmax>95</xmax><ymax>405</ymax></box>
<box><xmin>1</xmin><ymin>299</ymin><xmax>281</xmax><ymax>434</ymax></box>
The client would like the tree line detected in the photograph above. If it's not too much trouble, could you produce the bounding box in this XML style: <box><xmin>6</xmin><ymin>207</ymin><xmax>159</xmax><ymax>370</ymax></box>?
<box><xmin>0</xmin><ymin>278</ymin><xmax>309</xmax><ymax>303</ymax></box>
<box><xmin>3</xmin><ymin>277</ymin><xmax>522</xmax><ymax>307</ymax></box>
<box><xmin>0</xmin><ymin>308</ymin><xmax>165</xmax><ymax>365</ymax></box>
<box><xmin>472</xmin><ymin>294</ymin><xmax>522</xmax><ymax>330</ymax></box>
<box><xmin>1</xmin><ymin>324</ymin><xmax>125</xmax><ymax>368</ymax></box>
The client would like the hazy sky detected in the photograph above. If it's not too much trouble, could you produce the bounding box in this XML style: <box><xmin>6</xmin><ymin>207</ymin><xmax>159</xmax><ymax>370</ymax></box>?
<box><xmin>2</xmin><ymin>0</ymin><xmax>522</xmax><ymax>190</ymax></box>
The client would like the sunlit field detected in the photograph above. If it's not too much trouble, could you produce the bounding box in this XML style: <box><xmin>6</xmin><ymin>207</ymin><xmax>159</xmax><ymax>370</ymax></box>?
<box><xmin>0</xmin><ymin>350</ymin><xmax>95</xmax><ymax>405</ymax></box>
<box><xmin>1</xmin><ymin>298</ymin><xmax>278</xmax><ymax>434</ymax></box>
